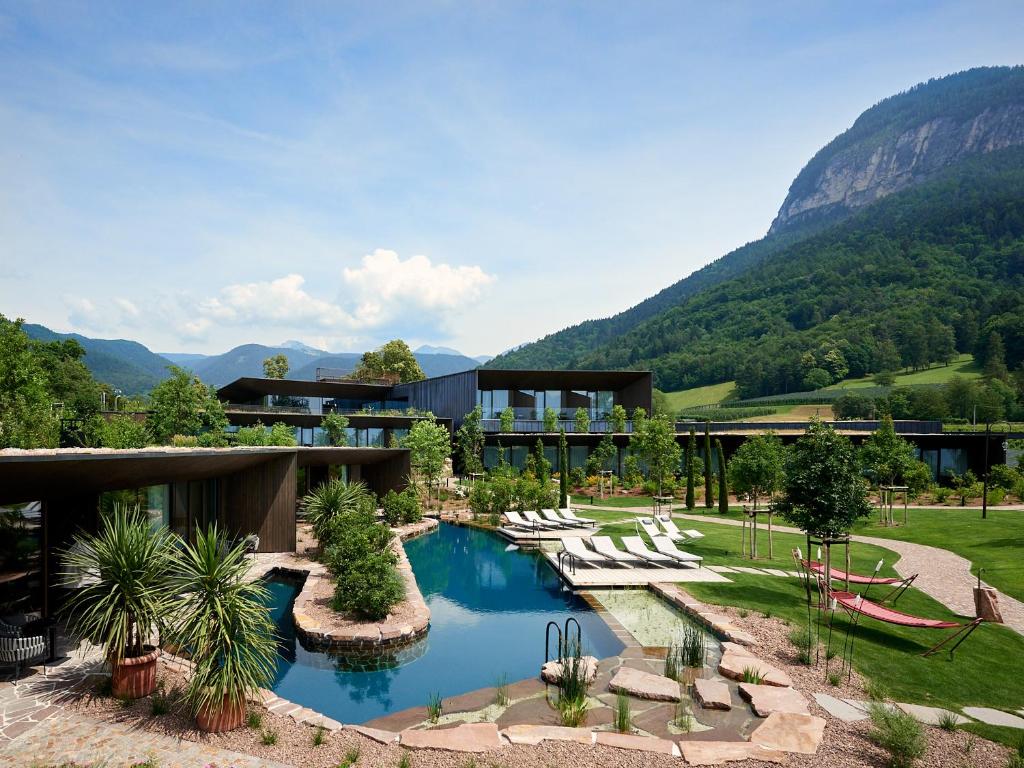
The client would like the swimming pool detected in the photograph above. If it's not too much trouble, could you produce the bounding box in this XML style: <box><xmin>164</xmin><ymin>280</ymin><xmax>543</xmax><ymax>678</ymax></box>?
<box><xmin>265</xmin><ymin>522</ymin><xmax>624</xmax><ymax>724</ymax></box>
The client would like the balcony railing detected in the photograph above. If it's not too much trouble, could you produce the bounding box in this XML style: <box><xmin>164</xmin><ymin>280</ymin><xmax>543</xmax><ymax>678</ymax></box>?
<box><xmin>315</xmin><ymin>368</ymin><xmax>397</xmax><ymax>386</ymax></box>
<box><xmin>224</xmin><ymin>403</ymin><xmax>311</xmax><ymax>415</ymax></box>
<box><xmin>481</xmin><ymin>418</ymin><xmax>633</xmax><ymax>434</ymax></box>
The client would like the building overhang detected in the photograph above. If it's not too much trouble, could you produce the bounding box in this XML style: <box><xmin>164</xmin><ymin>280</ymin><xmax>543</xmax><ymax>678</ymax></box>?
<box><xmin>217</xmin><ymin>377</ymin><xmax>396</xmax><ymax>402</ymax></box>
<box><xmin>475</xmin><ymin>369</ymin><xmax>651</xmax><ymax>391</ymax></box>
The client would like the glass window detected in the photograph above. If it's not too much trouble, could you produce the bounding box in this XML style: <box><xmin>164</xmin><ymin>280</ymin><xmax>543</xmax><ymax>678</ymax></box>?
<box><xmin>0</xmin><ymin>502</ymin><xmax>43</xmax><ymax>617</ymax></box>
<box><xmin>544</xmin><ymin>446</ymin><xmax>559</xmax><ymax>470</ymax></box>
<box><xmin>390</xmin><ymin>428</ymin><xmax>409</xmax><ymax>445</ymax></box>
<box><xmin>570</xmin><ymin>446</ymin><xmax>588</xmax><ymax>470</ymax></box>
<box><xmin>510</xmin><ymin>446</ymin><xmax>528</xmax><ymax>470</ymax></box>
<box><xmin>939</xmin><ymin>448</ymin><xmax>967</xmax><ymax>479</ymax></box>
<box><xmin>596</xmin><ymin>391</ymin><xmax>614</xmax><ymax>418</ymax></box>
<box><xmin>367</xmin><ymin>428</ymin><xmax>385</xmax><ymax>448</ymax></box>
<box><xmin>545</xmin><ymin>390</ymin><xmax>562</xmax><ymax>417</ymax></box>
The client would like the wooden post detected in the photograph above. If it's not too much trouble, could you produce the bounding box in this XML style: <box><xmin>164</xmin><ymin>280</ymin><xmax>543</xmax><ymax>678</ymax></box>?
<box><xmin>767</xmin><ymin>512</ymin><xmax>773</xmax><ymax>560</ymax></box>
<box><xmin>845</xmin><ymin>539</ymin><xmax>851</xmax><ymax>592</ymax></box>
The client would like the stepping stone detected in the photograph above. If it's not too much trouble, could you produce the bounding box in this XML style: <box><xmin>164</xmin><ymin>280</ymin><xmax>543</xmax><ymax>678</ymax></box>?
<box><xmin>400</xmin><ymin>722</ymin><xmax>502</xmax><ymax>752</ymax></box>
<box><xmin>348</xmin><ymin>725</ymin><xmax>399</xmax><ymax>743</ymax></box>
<box><xmin>707</xmin><ymin>566</ymin><xmax>739</xmax><ymax>573</ymax></box>
<box><xmin>812</xmin><ymin>693</ymin><xmax>869</xmax><ymax>723</ymax></box>
<box><xmin>762</xmin><ymin>569</ymin><xmax>790</xmax><ymax>577</ymax></box>
<box><xmin>739</xmin><ymin>683</ymin><xmax>809</xmax><ymax>717</ymax></box>
<box><xmin>786</xmin><ymin>571</ymin><xmax>805</xmax><ymax>578</ymax></box>
<box><xmin>896</xmin><ymin>703</ymin><xmax>971</xmax><ymax>727</ymax></box>
<box><xmin>541</xmin><ymin>656</ymin><xmax>598</xmax><ymax>685</ymax></box>
<box><xmin>594</xmin><ymin>731</ymin><xmax>677</xmax><ymax>755</ymax></box>
<box><xmin>718</xmin><ymin>649</ymin><xmax>793</xmax><ymax>688</ymax></box>
<box><xmin>693</xmin><ymin>678</ymin><xmax>732</xmax><ymax>710</ymax></box>
<box><xmin>501</xmin><ymin>724</ymin><xmax>593</xmax><ymax>745</ymax></box>
<box><xmin>607</xmin><ymin>666</ymin><xmax>681</xmax><ymax>702</ymax></box>
<box><xmin>733</xmin><ymin>566</ymin><xmax>768</xmax><ymax>575</ymax></box>
<box><xmin>679</xmin><ymin>741</ymin><xmax>786</xmax><ymax>765</ymax></box>
<box><xmin>750</xmin><ymin>712</ymin><xmax>826</xmax><ymax>755</ymax></box>
<box><xmin>962</xmin><ymin>707</ymin><xmax>1024</xmax><ymax>729</ymax></box>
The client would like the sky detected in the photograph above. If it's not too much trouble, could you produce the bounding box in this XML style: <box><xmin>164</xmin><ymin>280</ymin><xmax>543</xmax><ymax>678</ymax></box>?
<box><xmin>2</xmin><ymin>2</ymin><xmax>1023</xmax><ymax>358</ymax></box>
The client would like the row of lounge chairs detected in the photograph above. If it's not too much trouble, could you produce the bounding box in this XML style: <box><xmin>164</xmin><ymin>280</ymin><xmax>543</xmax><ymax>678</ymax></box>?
<box><xmin>635</xmin><ymin>515</ymin><xmax>704</xmax><ymax>543</ymax></box>
<box><xmin>561</xmin><ymin>535</ymin><xmax>702</xmax><ymax>570</ymax></box>
<box><xmin>505</xmin><ymin>509</ymin><xmax>597</xmax><ymax>530</ymax></box>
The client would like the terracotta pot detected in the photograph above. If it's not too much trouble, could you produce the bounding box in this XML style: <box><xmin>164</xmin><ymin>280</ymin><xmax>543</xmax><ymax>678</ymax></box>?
<box><xmin>111</xmin><ymin>645</ymin><xmax>160</xmax><ymax>700</ymax></box>
<box><xmin>196</xmin><ymin>694</ymin><xmax>247</xmax><ymax>733</ymax></box>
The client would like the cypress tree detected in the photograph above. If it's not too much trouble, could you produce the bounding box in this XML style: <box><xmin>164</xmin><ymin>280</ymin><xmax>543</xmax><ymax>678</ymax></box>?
<box><xmin>558</xmin><ymin>429</ymin><xmax>569</xmax><ymax>509</ymax></box>
<box><xmin>703</xmin><ymin>421</ymin><xmax>713</xmax><ymax>507</ymax></box>
<box><xmin>716</xmin><ymin>439</ymin><xmax>729</xmax><ymax>514</ymax></box>
<box><xmin>685</xmin><ymin>429</ymin><xmax>696</xmax><ymax>510</ymax></box>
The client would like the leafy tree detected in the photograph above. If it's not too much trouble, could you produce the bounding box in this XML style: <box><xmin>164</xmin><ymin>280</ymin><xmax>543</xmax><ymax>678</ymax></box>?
<box><xmin>685</xmin><ymin>429</ymin><xmax>696</xmax><ymax>509</ymax></box>
<box><xmin>98</xmin><ymin>415</ymin><xmax>150</xmax><ymax>449</ymax></box>
<box><xmin>833</xmin><ymin>392</ymin><xmax>873</xmax><ymax>419</ymax></box>
<box><xmin>148</xmin><ymin>366</ymin><xmax>227</xmax><ymax>443</ymax></box>
<box><xmin>353</xmin><ymin>340</ymin><xmax>425</xmax><ymax>383</ymax></box>
<box><xmin>499</xmin><ymin>406</ymin><xmax>514</xmax><ymax>433</ymax></box>
<box><xmin>630</xmin><ymin>415</ymin><xmax>682</xmax><ymax>497</ymax></box>
<box><xmin>321</xmin><ymin>412</ymin><xmax>349</xmax><ymax>446</ymax></box>
<box><xmin>543</xmin><ymin>406</ymin><xmax>559</xmax><ymax>432</ymax></box>
<box><xmin>727</xmin><ymin>432</ymin><xmax>786</xmax><ymax>511</ymax></box>
<box><xmin>983</xmin><ymin>331</ymin><xmax>1009</xmax><ymax>381</ymax></box>
<box><xmin>703</xmin><ymin>422</ymin><xmax>713</xmax><ymax>508</ymax></box>
<box><xmin>573</xmin><ymin>407</ymin><xmax>590</xmax><ymax>433</ymax></box>
<box><xmin>775</xmin><ymin>420</ymin><xmax>873</xmax><ymax>537</ymax></box>
<box><xmin>861</xmin><ymin>415</ymin><xmax>916</xmax><ymax>487</ymax></box>
<box><xmin>268</xmin><ymin>422</ymin><xmax>297</xmax><ymax>446</ymax></box>
<box><xmin>609</xmin><ymin>404</ymin><xmax>627</xmax><ymax>433</ymax></box>
<box><xmin>558</xmin><ymin>429</ymin><xmax>569</xmax><ymax>509</ymax></box>
<box><xmin>262</xmin><ymin>354</ymin><xmax>289</xmax><ymax>379</ymax></box>
<box><xmin>715</xmin><ymin>439</ymin><xmax>729</xmax><ymax>514</ymax></box>
<box><xmin>403</xmin><ymin>415</ymin><xmax>451</xmax><ymax>506</ymax></box>
<box><xmin>872</xmin><ymin>370</ymin><xmax>896</xmax><ymax>386</ymax></box>
<box><xmin>30</xmin><ymin>337</ymin><xmax>102</xmax><ymax>420</ymax></box>
<box><xmin>0</xmin><ymin>315</ymin><xmax>59</xmax><ymax>448</ymax></box>
<box><xmin>586</xmin><ymin>433</ymin><xmax>616</xmax><ymax>476</ymax></box>
<box><xmin>455</xmin><ymin>406</ymin><xmax>484</xmax><ymax>473</ymax></box>
<box><xmin>651</xmin><ymin>388</ymin><xmax>672</xmax><ymax>417</ymax></box>
<box><xmin>803</xmin><ymin>368</ymin><xmax>832</xmax><ymax>390</ymax></box>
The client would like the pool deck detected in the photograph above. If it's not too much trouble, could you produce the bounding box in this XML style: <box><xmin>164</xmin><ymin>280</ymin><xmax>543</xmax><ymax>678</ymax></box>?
<box><xmin>495</xmin><ymin>526</ymin><xmax>595</xmax><ymax>544</ymax></box>
<box><xmin>542</xmin><ymin>551</ymin><xmax>733</xmax><ymax>587</ymax></box>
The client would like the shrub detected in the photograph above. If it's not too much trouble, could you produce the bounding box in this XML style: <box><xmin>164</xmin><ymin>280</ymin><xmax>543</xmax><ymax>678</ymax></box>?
<box><xmin>865</xmin><ymin>678</ymin><xmax>890</xmax><ymax>702</ymax></box>
<box><xmin>988</xmin><ymin>464</ymin><xmax>1021</xmax><ymax>491</ymax></box>
<box><xmin>382</xmin><ymin>490</ymin><xmax>404</xmax><ymax>526</ymax></box>
<box><xmin>867</xmin><ymin>703</ymin><xmax>926</xmax><ymax>768</ymax></box>
<box><xmin>261</xmin><ymin>728</ymin><xmax>278</xmax><ymax>746</ymax></box>
<box><xmin>612</xmin><ymin>692</ymin><xmax>631</xmax><ymax>733</ymax></box>
<box><xmin>170</xmin><ymin>434</ymin><xmax>199</xmax><ymax>447</ymax></box>
<box><xmin>330</xmin><ymin>549</ymin><xmax>404</xmax><ymax>621</ymax></box>
<box><xmin>426</xmin><ymin>692</ymin><xmax>442</xmax><ymax>723</ymax></box>
<box><xmin>568</xmin><ymin>467</ymin><xmax>586</xmax><ymax>488</ymax></box>
<box><xmin>936</xmin><ymin>710</ymin><xmax>959</xmax><ymax>732</ymax></box>
<box><xmin>246</xmin><ymin>710</ymin><xmax>263</xmax><ymax>729</ymax></box>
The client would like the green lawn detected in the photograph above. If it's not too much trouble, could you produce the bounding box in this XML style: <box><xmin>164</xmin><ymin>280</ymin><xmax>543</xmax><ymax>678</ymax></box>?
<box><xmin>572</xmin><ymin>493</ymin><xmax>659</xmax><ymax>509</ymax></box>
<box><xmin>851</xmin><ymin>508</ymin><xmax>1024</xmax><ymax>602</ymax></box>
<box><xmin>826</xmin><ymin>353</ymin><xmax>981</xmax><ymax>390</ymax></box>
<box><xmin>685</xmin><ymin>573</ymin><xmax>1024</xmax><ymax>746</ymax></box>
<box><xmin>662</xmin><ymin>381</ymin><xmax>737</xmax><ymax>410</ymax></box>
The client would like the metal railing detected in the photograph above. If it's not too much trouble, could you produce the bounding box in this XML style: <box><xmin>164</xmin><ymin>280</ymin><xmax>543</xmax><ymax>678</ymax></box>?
<box><xmin>315</xmin><ymin>368</ymin><xmax>397</xmax><ymax>385</ymax></box>
<box><xmin>481</xmin><ymin>418</ymin><xmax>633</xmax><ymax>433</ymax></box>
<box><xmin>674</xmin><ymin>419</ymin><xmax>944</xmax><ymax>434</ymax></box>
<box><xmin>224</xmin><ymin>403</ymin><xmax>311</xmax><ymax>415</ymax></box>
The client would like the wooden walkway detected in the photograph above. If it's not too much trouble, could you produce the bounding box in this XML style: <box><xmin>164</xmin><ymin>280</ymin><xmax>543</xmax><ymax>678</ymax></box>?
<box><xmin>541</xmin><ymin>552</ymin><xmax>732</xmax><ymax>587</ymax></box>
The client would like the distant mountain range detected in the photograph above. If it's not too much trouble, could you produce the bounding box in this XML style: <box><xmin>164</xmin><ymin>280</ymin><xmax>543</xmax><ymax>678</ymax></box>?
<box><xmin>22</xmin><ymin>325</ymin><xmax>486</xmax><ymax>394</ymax></box>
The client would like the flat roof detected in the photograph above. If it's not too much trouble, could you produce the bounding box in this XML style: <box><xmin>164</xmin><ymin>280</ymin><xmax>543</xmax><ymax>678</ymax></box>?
<box><xmin>475</xmin><ymin>369</ymin><xmax>651</xmax><ymax>390</ymax></box>
<box><xmin>0</xmin><ymin>446</ymin><xmax>409</xmax><ymax>503</ymax></box>
<box><xmin>217</xmin><ymin>377</ymin><xmax>396</xmax><ymax>402</ymax></box>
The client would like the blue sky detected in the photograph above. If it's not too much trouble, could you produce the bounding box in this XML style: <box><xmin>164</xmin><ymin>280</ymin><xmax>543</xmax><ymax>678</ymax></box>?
<box><xmin>2</xmin><ymin>1</ymin><xmax>1022</xmax><ymax>357</ymax></box>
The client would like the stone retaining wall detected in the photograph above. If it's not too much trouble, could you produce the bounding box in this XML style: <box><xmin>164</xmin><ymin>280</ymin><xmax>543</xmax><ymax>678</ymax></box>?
<box><xmin>292</xmin><ymin>518</ymin><xmax>437</xmax><ymax>651</ymax></box>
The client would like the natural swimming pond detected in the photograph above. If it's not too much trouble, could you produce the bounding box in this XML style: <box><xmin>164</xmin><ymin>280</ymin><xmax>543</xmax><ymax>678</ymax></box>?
<box><xmin>264</xmin><ymin>523</ymin><xmax>625</xmax><ymax>724</ymax></box>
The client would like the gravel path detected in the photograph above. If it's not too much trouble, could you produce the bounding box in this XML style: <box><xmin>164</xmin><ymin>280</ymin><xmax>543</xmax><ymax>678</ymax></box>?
<box><xmin>671</xmin><ymin>512</ymin><xmax>1024</xmax><ymax>636</ymax></box>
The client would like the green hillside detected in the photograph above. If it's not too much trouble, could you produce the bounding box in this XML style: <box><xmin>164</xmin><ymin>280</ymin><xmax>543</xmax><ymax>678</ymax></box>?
<box><xmin>662</xmin><ymin>381</ymin><xmax>737</xmax><ymax>410</ymax></box>
<box><xmin>825</xmin><ymin>353</ymin><xmax>982</xmax><ymax>390</ymax></box>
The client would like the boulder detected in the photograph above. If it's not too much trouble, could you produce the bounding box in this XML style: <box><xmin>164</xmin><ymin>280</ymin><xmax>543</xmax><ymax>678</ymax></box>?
<box><xmin>718</xmin><ymin>649</ymin><xmax>792</xmax><ymax>688</ymax></box>
<box><xmin>541</xmin><ymin>655</ymin><xmax>599</xmax><ymax>685</ymax></box>
<box><xmin>679</xmin><ymin>741</ymin><xmax>786</xmax><ymax>765</ymax></box>
<box><xmin>739</xmin><ymin>684</ymin><xmax>809</xmax><ymax>717</ymax></box>
<box><xmin>750</xmin><ymin>712</ymin><xmax>826</xmax><ymax>755</ymax></box>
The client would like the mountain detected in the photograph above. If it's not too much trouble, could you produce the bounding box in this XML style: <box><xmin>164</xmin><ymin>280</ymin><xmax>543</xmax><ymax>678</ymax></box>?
<box><xmin>188</xmin><ymin>344</ymin><xmax>326</xmax><ymax>387</ymax></box>
<box><xmin>415</xmin><ymin>344</ymin><xmax>463</xmax><ymax>356</ymax></box>
<box><xmin>159</xmin><ymin>352</ymin><xmax>209</xmax><ymax>366</ymax></box>
<box><xmin>23</xmin><ymin>324</ymin><xmax>174</xmax><ymax>395</ymax></box>
<box><xmin>280</xmin><ymin>340</ymin><xmax>329</xmax><ymax>355</ymax></box>
<box><xmin>488</xmin><ymin>67</ymin><xmax>1024</xmax><ymax>398</ymax></box>
<box><xmin>473</xmin><ymin>355</ymin><xmax>493</xmax><ymax>364</ymax></box>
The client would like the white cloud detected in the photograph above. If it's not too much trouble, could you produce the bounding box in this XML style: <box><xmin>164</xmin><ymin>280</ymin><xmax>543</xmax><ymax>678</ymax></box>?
<box><xmin>176</xmin><ymin>251</ymin><xmax>495</xmax><ymax>343</ymax></box>
<box><xmin>65</xmin><ymin>295</ymin><xmax>140</xmax><ymax>334</ymax></box>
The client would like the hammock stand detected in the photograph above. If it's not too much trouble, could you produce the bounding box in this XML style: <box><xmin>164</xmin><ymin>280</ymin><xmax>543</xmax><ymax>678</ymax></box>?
<box><xmin>795</xmin><ymin>556</ymin><xmax>918</xmax><ymax>603</ymax></box>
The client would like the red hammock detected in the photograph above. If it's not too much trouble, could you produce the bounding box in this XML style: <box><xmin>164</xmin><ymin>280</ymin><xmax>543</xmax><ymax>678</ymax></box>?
<box><xmin>801</xmin><ymin>559</ymin><xmax>917</xmax><ymax>601</ymax></box>
<box><xmin>830</xmin><ymin>589</ymin><xmax>983</xmax><ymax>657</ymax></box>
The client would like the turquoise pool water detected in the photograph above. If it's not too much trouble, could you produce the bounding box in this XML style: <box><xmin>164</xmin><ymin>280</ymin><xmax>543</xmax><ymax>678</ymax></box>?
<box><xmin>265</xmin><ymin>523</ymin><xmax>624</xmax><ymax>724</ymax></box>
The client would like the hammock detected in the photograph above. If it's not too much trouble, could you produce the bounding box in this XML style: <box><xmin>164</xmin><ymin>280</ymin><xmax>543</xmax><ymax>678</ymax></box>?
<box><xmin>830</xmin><ymin>588</ymin><xmax>983</xmax><ymax>657</ymax></box>
<box><xmin>801</xmin><ymin>559</ymin><xmax>917</xmax><ymax>602</ymax></box>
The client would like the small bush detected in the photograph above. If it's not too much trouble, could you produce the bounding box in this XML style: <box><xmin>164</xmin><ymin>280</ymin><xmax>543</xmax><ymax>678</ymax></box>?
<box><xmin>331</xmin><ymin>551</ymin><xmax>405</xmax><ymax>620</ymax></box>
<box><xmin>613</xmin><ymin>692</ymin><xmax>631</xmax><ymax>733</ymax></box>
<box><xmin>865</xmin><ymin>678</ymin><xmax>890</xmax><ymax>702</ymax></box>
<box><xmin>827</xmin><ymin>671</ymin><xmax>842</xmax><ymax>687</ymax></box>
<box><xmin>936</xmin><ymin>710</ymin><xmax>959</xmax><ymax>732</ymax></box>
<box><xmin>867</xmin><ymin>703</ymin><xmax>925</xmax><ymax>768</ymax></box>
<box><xmin>382</xmin><ymin>489</ymin><xmax>422</xmax><ymax>526</ymax></box>
<box><xmin>339</xmin><ymin>746</ymin><xmax>360</xmax><ymax>766</ymax></box>
<box><xmin>740</xmin><ymin>667</ymin><xmax>764</xmax><ymax>685</ymax></box>
<box><xmin>246</xmin><ymin>710</ymin><xmax>263</xmax><ymax>729</ymax></box>
<box><xmin>397</xmin><ymin>751</ymin><xmax>413</xmax><ymax>768</ymax></box>
<box><xmin>261</xmin><ymin>728</ymin><xmax>278</xmax><ymax>746</ymax></box>
<box><xmin>312</xmin><ymin>725</ymin><xmax>327</xmax><ymax>747</ymax></box>
<box><xmin>149</xmin><ymin>685</ymin><xmax>170</xmax><ymax>716</ymax></box>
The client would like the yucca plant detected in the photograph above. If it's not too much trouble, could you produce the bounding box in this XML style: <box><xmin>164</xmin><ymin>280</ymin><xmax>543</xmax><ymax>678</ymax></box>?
<box><xmin>60</xmin><ymin>504</ymin><xmax>177</xmax><ymax>698</ymax></box>
<box><xmin>168</xmin><ymin>525</ymin><xmax>278</xmax><ymax>732</ymax></box>
<box><xmin>302</xmin><ymin>479</ymin><xmax>375</xmax><ymax>544</ymax></box>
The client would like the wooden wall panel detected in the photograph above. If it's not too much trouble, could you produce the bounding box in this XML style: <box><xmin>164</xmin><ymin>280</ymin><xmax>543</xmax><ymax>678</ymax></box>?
<box><xmin>394</xmin><ymin>370</ymin><xmax>477</xmax><ymax>428</ymax></box>
<box><xmin>219</xmin><ymin>453</ymin><xmax>296</xmax><ymax>553</ymax></box>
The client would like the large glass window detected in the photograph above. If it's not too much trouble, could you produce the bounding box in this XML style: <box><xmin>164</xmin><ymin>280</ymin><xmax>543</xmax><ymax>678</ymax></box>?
<box><xmin>569</xmin><ymin>446</ymin><xmax>589</xmax><ymax>470</ymax></box>
<box><xmin>100</xmin><ymin>486</ymin><xmax>169</xmax><ymax>530</ymax></box>
<box><xmin>0</xmin><ymin>502</ymin><xmax>43</xmax><ymax>617</ymax></box>
<box><xmin>477</xmin><ymin>389</ymin><xmax>510</xmax><ymax>418</ymax></box>
<box><xmin>544</xmin><ymin>390</ymin><xmax>562</xmax><ymax>418</ymax></box>
<box><xmin>596</xmin><ymin>391</ymin><xmax>615</xmax><ymax>418</ymax></box>
<box><xmin>510</xmin><ymin>446</ymin><xmax>528</xmax><ymax>470</ymax></box>
<box><xmin>939</xmin><ymin>448</ymin><xmax>967</xmax><ymax>479</ymax></box>
<box><xmin>367</xmin><ymin>428</ymin><xmax>385</xmax><ymax>448</ymax></box>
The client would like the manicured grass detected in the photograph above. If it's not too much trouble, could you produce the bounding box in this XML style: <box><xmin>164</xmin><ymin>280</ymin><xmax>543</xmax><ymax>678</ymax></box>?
<box><xmin>662</xmin><ymin>381</ymin><xmax>738</xmax><ymax>410</ymax></box>
<box><xmin>571</xmin><ymin>493</ymin><xmax>659</xmax><ymax>509</ymax></box>
<box><xmin>685</xmin><ymin>573</ymin><xmax>1024</xmax><ymax>746</ymax></box>
<box><xmin>826</xmin><ymin>353</ymin><xmax>981</xmax><ymax>390</ymax></box>
<box><xmin>851</xmin><ymin>508</ymin><xmax>1024</xmax><ymax>602</ymax></box>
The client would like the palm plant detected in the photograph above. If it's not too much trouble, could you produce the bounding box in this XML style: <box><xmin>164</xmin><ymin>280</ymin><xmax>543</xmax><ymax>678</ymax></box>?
<box><xmin>168</xmin><ymin>525</ymin><xmax>278</xmax><ymax>731</ymax></box>
<box><xmin>60</xmin><ymin>504</ymin><xmax>176</xmax><ymax>697</ymax></box>
<box><xmin>302</xmin><ymin>479</ymin><xmax>374</xmax><ymax>543</ymax></box>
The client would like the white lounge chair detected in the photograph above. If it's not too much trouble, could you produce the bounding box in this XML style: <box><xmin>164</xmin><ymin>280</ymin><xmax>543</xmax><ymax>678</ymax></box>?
<box><xmin>505</xmin><ymin>510</ymin><xmax>541</xmax><ymax>530</ymax></box>
<box><xmin>636</xmin><ymin>517</ymin><xmax>663</xmax><ymax>539</ymax></box>
<box><xmin>622</xmin><ymin>536</ymin><xmax>675</xmax><ymax>567</ymax></box>
<box><xmin>590</xmin><ymin>536</ymin><xmax>644</xmax><ymax>565</ymax></box>
<box><xmin>524</xmin><ymin>510</ymin><xmax>565</xmax><ymax>529</ymax></box>
<box><xmin>657</xmin><ymin>516</ymin><xmax>703</xmax><ymax>541</ymax></box>
<box><xmin>651</xmin><ymin>536</ymin><xmax>703</xmax><ymax>567</ymax></box>
<box><xmin>561</xmin><ymin>537</ymin><xmax>613</xmax><ymax>567</ymax></box>
<box><xmin>560</xmin><ymin>508</ymin><xmax>597</xmax><ymax>526</ymax></box>
<box><xmin>542</xmin><ymin>509</ymin><xmax>586</xmax><ymax>528</ymax></box>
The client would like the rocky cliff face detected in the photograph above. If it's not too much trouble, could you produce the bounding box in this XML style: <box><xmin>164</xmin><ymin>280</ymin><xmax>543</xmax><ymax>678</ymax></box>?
<box><xmin>770</xmin><ymin>103</ymin><xmax>1024</xmax><ymax>233</ymax></box>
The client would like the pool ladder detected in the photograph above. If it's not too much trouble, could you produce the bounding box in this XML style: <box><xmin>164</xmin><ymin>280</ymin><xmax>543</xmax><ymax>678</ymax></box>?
<box><xmin>545</xmin><ymin>617</ymin><xmax>582</xmax><ymax>663</ymax></box>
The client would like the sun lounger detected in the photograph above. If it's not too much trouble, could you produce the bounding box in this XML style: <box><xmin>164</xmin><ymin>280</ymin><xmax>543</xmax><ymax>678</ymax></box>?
<box><xmin>524</xmin><ymin>510</ymin><xmax>566</xmax><ymax>528</ymax></box>
<box><xmin>651</xmin><ymin>536</ymin><xmax>703</xmax><ymax>567</ymax></box>
<box><xmin>636</xmin><ymin>517</ymin><xmax>663</xmax><ymax>539</ymax></box>
<box><xmin>542</xmin><ymin>509</ymin><xmax>587</xmax><ymax>528</ymax></box>
<box><xmin>560</xmin><ymin>508</ymin><xmax>597</xmax><ymax>526</ymax></box>
<box><xmin>657</xmin><ymin>515</ymin><xmax>702</xmax><ymax>541</ymax></box>
<box><xmin>561</xmin><ymin>537</ymin><xmax>613</xmax><ymax>566</ymax></box>
<box><xmin>505</xmin><ymin>510</ymin><xmax>543</xmax><ymax>530</ymax></box>
<box><xmin>622</xmin><ymin>536</ymin><xmax>675</xmax><ymax>567</ymax></box>
<box><xmin>590</xmin><ymin>536</ymin><xmax>646</xmax><ymax>565</ymax></box>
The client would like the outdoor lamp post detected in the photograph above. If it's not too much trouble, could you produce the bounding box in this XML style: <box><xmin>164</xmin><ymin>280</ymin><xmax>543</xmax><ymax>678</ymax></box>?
<box><xmin>113</xmin><ymin>389</ymin><xmax>123</xmax><ymax>412</ymax></box>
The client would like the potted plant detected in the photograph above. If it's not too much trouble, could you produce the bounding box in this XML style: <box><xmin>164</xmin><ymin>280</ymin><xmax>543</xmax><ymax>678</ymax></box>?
<box><xmin>61</xmin><ymin>504</ymin><xmax>176</xmax><ymax>699</ymax></box>
<box><xmin>169</xmin><ymin>525</ymin><xmax>277</xmax><ymax>732</ymax></box>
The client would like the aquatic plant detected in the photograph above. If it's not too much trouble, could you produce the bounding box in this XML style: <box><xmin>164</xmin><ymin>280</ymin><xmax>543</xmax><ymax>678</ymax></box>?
<box><xmin>613</xmin><ymin>692</ymin><xmax>631</xmax><ymax>733</ymax></box>
<box><xmin>426</xmin><ymin>692</ymin><xmax>443</xmax><ymax>723</ymax></box>
<box><xmin>740</xmin><ymin>666</ymin><xmax>764</xmax><ymax>685</ymax></box>
<box><xmin>494</xmin><ymin>673</ymin><xmax>510</xmax><ymax>706</ymax></box>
